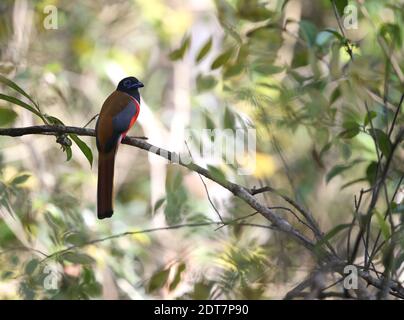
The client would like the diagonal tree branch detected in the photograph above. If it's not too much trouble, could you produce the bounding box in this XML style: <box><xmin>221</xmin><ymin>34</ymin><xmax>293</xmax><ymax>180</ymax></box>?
<box><xmin>1</xmin><ymin>124</ymin><xmax>403</xmax><ymax>298</ymax></box>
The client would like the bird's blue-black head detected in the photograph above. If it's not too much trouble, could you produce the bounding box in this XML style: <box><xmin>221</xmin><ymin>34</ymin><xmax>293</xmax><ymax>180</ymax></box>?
<box><xmin>116</xmin><ymin>76</ymin><xmax>144</xmax><ymax>102</ymax></box>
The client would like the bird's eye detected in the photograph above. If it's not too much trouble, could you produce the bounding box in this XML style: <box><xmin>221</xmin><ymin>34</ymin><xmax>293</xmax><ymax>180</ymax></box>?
<box><xmin>123</xmin><ymin>80</ymin><xmax>132</xmax><ymax>87</ymax></box>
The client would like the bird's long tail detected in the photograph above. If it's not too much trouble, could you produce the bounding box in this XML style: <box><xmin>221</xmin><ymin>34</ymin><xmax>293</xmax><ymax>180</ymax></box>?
<box><xmin>97</xmin><ymin>151</ymin><xmax>116</xmax><ymax>219</ymax></box>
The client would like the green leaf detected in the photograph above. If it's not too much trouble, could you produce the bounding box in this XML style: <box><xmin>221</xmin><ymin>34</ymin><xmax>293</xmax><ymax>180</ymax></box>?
<box><xmin>392</xmin><ymin>203</ymin><xmax>404</xmax><ymax>214</ymax></box>
<box><xmin>169</xmin><ymin>263</ymin><xmax>186</xmax><ymax>291</ymax></box>
<box><xmin>196</xmin><ymin>37</ymin><xmax>213</xmax><ymax>63</ymax></box>
<box><xmin>364</xmin><ymin>111</ymin><xmax>377</xmax><ymax>126</ymax></box>
<box><xmin>379</xmin><ymin>23</ymin><xmax>402</xmax><ymax>48</ymax></box>
<box><xmin>339</xmin><ymin>120</ymin><xmax>360</xmax><ymax>139</ymax></box>
<box><xmin>299</xmin><ymin>20</ymin><xmax>318</xmax><ymax>47</ymax></box>
<box><xmin>368</xmin><ymin>128</ymin><xmax>392</xmax><ymax>158</ymax></box>
<box><xmin>0</xmin><ymin>74</ymin><xmax>40</xmax><ymax>110</ymax></box>
<box><xmin>148</xmin><ymin>268</ymin><xmax>170</xmax><ymax>292</ymax></box>
<box><xmin>223</xmin><ymin>106</ymin><xmax>235</xmax><ymax>130</ymax></box>
<box><xmin>172</xmin><ymin>171</ymin><xmax>183</xmax><ymax>190</ymax></box>
<box><xmin>333</xmin><ymin>0</ymin><xmax>348</xmax><ymax>17</ymax></box>
<box><xmin>46</xmin><ymin>115</ymin><xmax>64</xmax><ymax>125</ymax></box>
<box><xmin>223</xmin><ymin>64</ymin><xmax>244</xmax><ymax>78</ymax></box>
<box><xmin>211</xmin><ymin>49</ymin><xmax>233</xmax><ymax>70</ymax></box>
<box><xmin>153</xmin><ymin>197</ymin><xmax>166</xmax><ymax>213</ymax></box>
<box><xmin>394</xmin><ymin>253</ymin><xmax>404</xmax><ymax>272</ymax></box>
<box><xmin>0</xmin><ymin>93</ymin><xmax>42</xmax><ymax>119</ymax></box>
<box><xmin>61</xmin><ymin>252</ymin><xmax>95</xmax><ymax>265</ymax></box>
<box><xmin>2</xmin><ymin>271</ymin><xmax>14</xmax><ymax>280</ymax></box>
<box><xmin>375</xmin><ymin>210</ymin><xmax>390</xmax><ymax>240</ymax></box>
<box><xmin>25</xmin><ymin>259</ymin><xmax>39</xmax><ymax>275</ymax></box>
<box><xmin>0</xmin><ymin>107</ymin><xmax>17</xmax><ymax>126</ymax></box>
<box><xmin>326</xmin><ymin>164</ymin><xmax>351</xmax><ymax>183</ymax></box>
<box><xmin>326</xmin><ymin>159</ymin><xmax>362</xmax><ymax>183</ymax></box>
<box><xmin>315</xmin><ymin>223</ymin><xmax>351</xmax><ymax>249</ymax></box>
<box><xmin>11</xmin><ymin>174</ymin><xmax>30</xmax><ymax>185</ymax></box>
<box><xmin>237</xmin><ymin>0</ymin><xmax>274</xmax><ymax>22</ymax></box>
<box><xmin>316</xmin><ymin>31</ymin><xmax>335</xmax><ymax>47</ymax></box>
<box><xmin>340</xmin><ymin>178</ymin><xmax>367</xmax><ymax>190</ymax></box>
<box><xmin>63</xmin><ymin>232</ymin><xmax>86</xmax><ymax>246</ymax></box>
<box><xmin>252</xmin><ymin>63</ymin><xmax>284</xmax><ymax>75</ymax></box>
<box><xmin>164</xmin><ymin>171</ymin><xmax>187</xmax><ymax>225</ymax></box>
<box><xmin>366</xmin><ymin>161</ymin><xmax>378</xmax><ymax>185</ymax></box>
<box><xmin>169</xmin><ymin>35</ymin><xmax>191</xmax><ymax>61</ymax></box>
<box><xmin>65</xmin><ymin>146</ymin><xmax>72</xmax><ymax>161</ymax></box>
<box><xmin>330</xmin><ymin>87</ymin><xmax>341</xmax><ymax>104</ymax></box>
<box><xmin>323</xmin><ymin>28</ymin><xmax>345</xmax><ymax>42</ymax></box>
<box><xmin>338</xmin><ymin>128</ymin><xmax>360</xmax><ymax>139</ymax></box>
<box><xmin>207</xmin><ymin>165</ymin><xmax>226</xmax><ymax>184</ymax></box>
<box><xmin>196</xmin><ymin>75</ymin><xmax>217</xmax><ymax>92</ymax></box>
<box><xmin>69</xmin><ymin>134</ymin><xmax>93</xmax><ymax>167</ymax></box>
<box><xmin>192</xmin><ymin>281</ymin><xmax>212</xmax><ymax>299</ymax></box>
<box><xmin>205</xmin><ymin>113</ymin><xmax>216</xmax><ymax>131</ymax></box>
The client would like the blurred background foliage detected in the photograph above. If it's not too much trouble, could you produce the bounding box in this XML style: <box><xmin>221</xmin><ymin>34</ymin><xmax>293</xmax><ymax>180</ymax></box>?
<box><xmin>0</xmin><ymin>0</ymin><xmax>403</xmax><ymax>299</ymax></box>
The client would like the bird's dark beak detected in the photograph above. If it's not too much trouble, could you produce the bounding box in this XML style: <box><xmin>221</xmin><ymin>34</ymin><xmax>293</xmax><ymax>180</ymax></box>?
<box><xmin>137</xmin><ymin>82</ymin><xmax>144</xmax><ymax>88</ymax></box>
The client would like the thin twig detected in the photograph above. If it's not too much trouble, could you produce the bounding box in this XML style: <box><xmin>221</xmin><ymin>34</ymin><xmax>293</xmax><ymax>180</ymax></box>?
<box><xmin>184</xmin><ymin>140</ymin><xmax>224</xmax><ymax>223</ymax></box>
<box><xmin>41</xmin><ymin>220</ymin><xmax>275</xmax><ymax>263</ymax></box>
<box><xmin>83</xmin><ymin>113</ymin><xmax>99</xmax><ymax>128</ymax></box>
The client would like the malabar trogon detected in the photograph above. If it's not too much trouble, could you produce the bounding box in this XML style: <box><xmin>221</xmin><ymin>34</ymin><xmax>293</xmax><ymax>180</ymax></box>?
<box><xmin>95</xmin><ymin>76</ymin><xmax>144</xmax><ymax>219</ymax></box>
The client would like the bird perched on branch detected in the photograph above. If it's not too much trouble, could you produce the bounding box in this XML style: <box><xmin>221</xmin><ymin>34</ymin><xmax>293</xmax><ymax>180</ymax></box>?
<box><xmin>95</xmin><ymin>76</ymin><xmax>144</xmax><ymax>219</ymax></box>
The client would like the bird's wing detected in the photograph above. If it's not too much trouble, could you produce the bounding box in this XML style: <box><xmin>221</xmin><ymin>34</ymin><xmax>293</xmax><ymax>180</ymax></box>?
<box><xmin>96</xmin><ymin>91</ymin><xmax>140</xmax><ymax>153</ymax></box>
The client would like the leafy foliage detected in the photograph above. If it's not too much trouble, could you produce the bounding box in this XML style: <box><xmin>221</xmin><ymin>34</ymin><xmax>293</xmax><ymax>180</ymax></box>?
<box><xmin>0</xmin><ymin>0</ymin><xmax>403</xmax><ymax>300</ymax></box>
